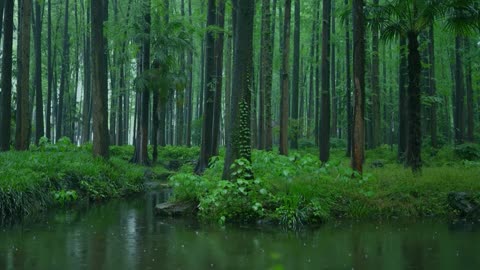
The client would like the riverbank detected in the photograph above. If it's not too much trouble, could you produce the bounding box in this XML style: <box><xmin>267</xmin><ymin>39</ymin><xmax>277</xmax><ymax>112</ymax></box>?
<box><xmin>0</xmin><ymin>139</ymin><xmax>196</xmax><ymax>222</ymax></box>
<box><xmin>169</xmin><ymin>146</ymin><xmax>480</xmax><ymax>227</ymax></box>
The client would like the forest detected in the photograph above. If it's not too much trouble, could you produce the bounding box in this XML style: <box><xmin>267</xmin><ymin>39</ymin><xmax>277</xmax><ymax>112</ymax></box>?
<box><xmin>0</xmin><ymin>0</ymin><xmax>480</xmax><ymax>269</ymax></box>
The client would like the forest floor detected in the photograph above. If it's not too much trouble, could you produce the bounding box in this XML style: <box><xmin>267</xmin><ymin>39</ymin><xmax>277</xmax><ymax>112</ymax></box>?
<box><xmin>1</xmin><ymin>139</ymin><xmax>480</xmax><ymax>227</ymax></box>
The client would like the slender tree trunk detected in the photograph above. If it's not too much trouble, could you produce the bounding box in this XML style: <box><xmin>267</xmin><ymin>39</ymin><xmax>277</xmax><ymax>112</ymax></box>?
<box><xmin>46</xmin><ymin>0</ymin><xmax>53</xmax><ymax>140</ymax></box>
<box><xmin>33</xmin><ymin>0</ymin><xmax>44</xmax><ymax>144</ymax></box>
<box><xmin>0</xmin><ymin>0</ymin><xmax>5</xmax><ymax>44</ymax></box>
<box><xmin>57</xmin><ymin>0</ymin><xmax>70</xmax><ymax>141</ymax></box>
<box><xmin>428</xmin><ymin>25</ymin><xmax>437</xmax><ymax>147</ymax></box>
<box><xmin>265</xmin><ymin>0</ymin><xmax>277</xmax><ymax>151</ymax></box>
<box><xmin>314</xmin><ymin>0</ymin><xmax>320</xmax><ymax>147</ymax></box>
<box><xmin>453</xmin><ymin>36</ymin><xmax>465</xmax><ymax>145</ymax></box>
<box><xmin>371</xmin><ymin>0</ymin><xmax>381</xmax><ymax>148</ymax></box>
<box><xmin>15</xmin><ymin>0</ymin><xmax>32</xmax><ymax>150</ymax></box>
<box><xmin>259</xmin><ymin>0</ymin><xmax>272</xmax><ymax>150</ymax></box>
<box><xmin>319</xmin><ymin>0</ymin><xmax>331</xmax><ymax>163</ymax></box>
<box><xmin>352</xmin><ymin>0</ymin><xmax>365</xmax><ymax>174</ymax></box>
<box><xmin>196</xmin><ymin>0</ymin><xmax>219</xmax><ymax>174</ymax></box>
<box><xmin>222</xmin><ymin>0</ymin><xmax>254</xmax><ymax>180</ymax></box>
<box><xmin>186</xmin><ymin>0</ymin><xmax>193</xmax><ymax>147</ymax></box>
<box><xmin>345</xmin><ymin>0</ymin><xmax>352</xmax><ymax>157</ymax></box>
<box><xmin>279</xmin><ymin>0</ymin><xmax>291</xmax><ymax>156</ymax></box>
<box><xmin>307</xmin><ymin>3</ymin><xmax>317</xmax><ymax>137</ymax></box>
<box><xmin>465</xmin><ymin>38</ymin><xmax>474</xmax><ymax>142</ymax></box>
<box><xmin>81</xmin><ymin>2</ymin><xmax>92</xmax><ymax>143</ymax></box>
<box><xmin>132</xmin><ymin>0</ymin><xmax>151</xmax><ymax>164</ymax></box>
<box><xmin>331</xmin><ymin>0</ymin><xmax>337</xmax><ymax>138</ymax></box>
<box><xmin>91</xmin><ymin>0</ymin><xmax>109</xmax><ymax>158</ymax></box>
<box><xmin>406</xmin><ymin>31</ymin><xmax>422</xmax><ymax>173</ymax></box>
<box><xmin>291</xmin><ymin>0</ymin><xmax>300</xmax><ymax>149</ymax></box>
<box><xmin>0</xmin><ymin>0</ymin><xmax>14</xmax><ymax>151</ymax></box>
<box><xmin>398</xmin><ymin>37</ymin><xmax>408</xmax><ymax>162</ymax></box>
<box><xmin>212</xmin><ymin>0</ymin><xmax>225</xmax><ymax>155</ymax></box>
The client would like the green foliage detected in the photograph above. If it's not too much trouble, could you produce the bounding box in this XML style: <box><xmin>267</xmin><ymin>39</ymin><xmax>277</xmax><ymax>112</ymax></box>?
<box><xmin>52</xmin><ymin>190</ymin><xmax>78</xmax><ymax>206</ymax></box>
<box><xmin>0</xmin><ymin>143</ymin><xmax>145</xmax><ymax>221</ymax></box>
<box><xmin>170</xmin><ymin>147</ymin><xmax>480</xmax><ymax>228</ymax></box>
<box><xmin>454</xmin><ymin>143</ymin><xmax>480</xmax><ymax>160</ymax></box>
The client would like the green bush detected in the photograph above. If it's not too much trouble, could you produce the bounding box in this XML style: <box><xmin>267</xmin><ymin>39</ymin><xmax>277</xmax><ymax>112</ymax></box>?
<box><xmin>454</xmin><ymin>143</ymin><xmax>480</xmax><ymax>161</ymax></box>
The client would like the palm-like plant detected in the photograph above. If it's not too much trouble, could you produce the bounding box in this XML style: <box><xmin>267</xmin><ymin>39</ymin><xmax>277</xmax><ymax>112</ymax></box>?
<box><xmin>374</xmin><ymin>0</ymin><xmax>480</xmax><ymax>173</ymax></box>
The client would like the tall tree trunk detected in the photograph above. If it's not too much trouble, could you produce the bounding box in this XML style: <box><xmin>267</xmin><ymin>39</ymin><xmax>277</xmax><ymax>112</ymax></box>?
<box><xmin>132</xmin><ymin>0</ymin><xmax>151</xmax><ymax>164</ymax></box>
<box><xmin>428</xmin><ymin>25</ymin><xmax>437</xmax><ymax>147</ymax></box>
<box><xmin>212</xmin><ymin>0</ymin><xmax>225</xmax><ymax>155</ymax></box>
<box><xmin>345</xmin><ymin>0</ymin><xmax>352</xmax><ymax>157</ymax></box>
<box><xmin>319</xmin><ymin>0</ymin><xmax>331</xmax><ymax>163</ymax></box>
<box><xmin>186</xmin><ymin>0</ymin><xmax>193</xmax><ymax>147</ymax></box>
<box><xmin>314</xmin><ymin>0</ymin><xmax>320</xmax><ymax>146</ymax></box>
<box><xmin>279</xmin><ymin>0</ymin><xmax>291</xmax><ymax>156</ymax></box>
<box><xmin>196</xmin><ymin>0</ymin><xmax>220</xmax><ymax>174</ymax></box>
<box><xmin>265</xmin><ymin>0</ymin><xmax>277</xmax><ymax>151</ymax></box>
<box><xmin>46</xmin><ymin>0</ymin><xmax>53</xmax><ymax>141</ymax></box>
<box><xmin>57</xmin><ymin>0</ymin><xmax>70</xmax><ymax>141</ymax></box>
<box><xmin>81</xmin><ymin>1</ymin><xmax>92</xmax><ymax>143</ymax></box>
<box><xmin>398</xmin><ymin>37</ymin><xmax>408</xmax><ymax>162</ymax></box>
<box><xmin>34</xmin><ymin>0</ymin><xmax>44</xmax><ymax>144</ymax></box>
<box><xmin>453</xmin><ymin>36</ymin><xmax>465</xmax><ymax>145</ymax></box>
<box><xmin>0</xmin><ymin>0</ymin><xmax>5</xmax><ymax>44</ymax></box>
<box><xmin>331</xmin><ymin>0</ymin><xmax>337</xmax><ymax>138</ymax></box>
<box><xmin>307</xmin><ymin>2</ymin><xmax>317</xmax><ymax>137</ymax></box>
<box><xmin>222</xmin><ymin>0</ymin><xmax>254</xmax><ymax>180</ymax></box>
<box><xmin>406</xmin><ymin>31</ymin><xmax>422</xmax><ymax>173</ymax></box>
<box><xmin>0</xmin><ymin>0</ymin><xmax>14</xmax><ymax>151</ymax></box>
<box><xmin>371</xmin><ymin>0</ymin><xmax>381</xmax><ymax>148</ymax></box>
<box><xmin>352</xmin><ymin>0</ymin><xmax>365</xmax><ymax>174</ymax></box>
<box><xmin>259</xmin><ymin>0</ymin><xmax>272</xmax><ymax>150</ymax></box>
<box><xmin>291</xmin><ymin>0</ymin><xmax>300</xmax><ymax>149</ymax></box>
<box><xmin>15</xmin><ymin>0</ymin><xmax>32</xmax><ymax>150</ymax></box>
<box><xmin>91</xmin><ymin>0</ymin><xmax>109</xmax><ymax>158</ymax></box>
<box><xmin>465</xmin><ymin>38</ymin><xmax>474</xmax><ymax>142</ymax></box>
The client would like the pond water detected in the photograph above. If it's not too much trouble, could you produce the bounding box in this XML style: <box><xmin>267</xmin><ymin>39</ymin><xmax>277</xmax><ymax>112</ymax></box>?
<box><xmin>1</xmin><ymin>190</ymin><xmax>479</xmax><ymax>270</ymax></box>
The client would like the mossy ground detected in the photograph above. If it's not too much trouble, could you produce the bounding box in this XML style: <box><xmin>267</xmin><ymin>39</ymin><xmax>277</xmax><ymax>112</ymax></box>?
<box><xmin>170</xmin><ymin>144</ymin><xmax>480</xmax><ymax>228</ymax></box>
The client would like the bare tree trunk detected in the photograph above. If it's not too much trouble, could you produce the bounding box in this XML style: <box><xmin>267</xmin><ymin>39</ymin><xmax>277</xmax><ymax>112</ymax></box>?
<box><xmin>279</xmin><ymin>0</ymin><xmax>291</xmax><ymax>156</ymax></box>
<box><xmin>453</xmin><ymin>36</ymin><xmax>465</xmax><ymax>145</ymax></box>
<box><xmin>0</xmin><ymin>0</ymin><xmax>14</xmax><ymax>151</ymax></box>
<box><xmin>291</xmin><ymin>0</ymin><xmax>300</xmax><ymax>149</ymax></box>
<box><xmin>319</xmin><ymin>0</ymin><xmax>331</xmax><ymax>163</ymax></box>
<box><xmin>352</xmin><ymin>0</ymin><xmax>365</xmax><ymax>174</ymax></box>
<box><xmin>91</xmin><ymin>0</ymin><xmax>109</xmax><ymax>158</ymax></box>
<box><xmin>345</xmin><ymin>0</ymin><xmax>352</xmax><ymax>157</ymax></box>
<box><xmin>15</xmin><ymin>0</ymin><xmax>32</xmax><ymax>150</ymax></box>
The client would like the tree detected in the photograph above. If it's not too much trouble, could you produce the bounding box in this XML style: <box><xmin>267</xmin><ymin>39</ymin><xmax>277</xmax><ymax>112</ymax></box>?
<box><xmin>46</xmin><ymin>0</ymin><xmax>53</xmax><ymax>141</ymax></box>
<box><xmin>222</xmin><ymin>0</ymin><xmax>255</xmax><ymax>180</ymax></box>
<box><xmin>91</xmin><ymin>0</ymin><xmax>109</xmax><ymax>158</ymax></box>
<box><xmin>0</xmin><ymin>0</ymin><xmax>14</xmax><ymax>151</ymax></box>
<box><xmin>196</xmin><ymin>0</ymin><xmax>224</xmax><ymax>174</ymax></box>
<box><xmin>279</xmin><ymin>0</ymin><xmax>292</xmax><ymax>156</ymax></box>
<box><xmin>319</xmin><ymin>0</ymin><xmax>331</xmax><ymax>163</ymax></box>
<box><xmin>427</xmin><ymin>25</ymin><xmax>438</xmax><ymax>147</ymax></box>
<box><xmin>352</xmin><ymin>0</ymin><xmax>366</xmax><ymax>173</ymax></box>
<box><xmin>132</xmin><ymin>0</ymin><xmax>151</xmax><ymax>164</ymax></box>
<box><xmin>344</xmin><ymin>0</ymin><xmax>353</xmax><ymax>157</ymax></box>
<box><xmin>15</xmin><ymin>0</ymin><xmax>32</xmax><ymax>151</ymax></box>
<box><xmin>291</xmin><ymin>0</ymin><xmax>300</xmax><ymax>149</ymax></box>
<box><xmin>34</xmin><ymin>0</ymin><xmax>44</xmax><ymax>145</ymax></box>
<box><xmin>259</xmin><ymin>0</ymin><xmax>274</xmax><ymax>150</ymax></box>
<box><xmin>57</xmin><ymin>0</ymin><xmax>70</xmax><ymax>141</ymax></box>
<box><xmin>371</xmin><ymin>0</ymin><xmax>381</xmax><ymax>148</ymax></box>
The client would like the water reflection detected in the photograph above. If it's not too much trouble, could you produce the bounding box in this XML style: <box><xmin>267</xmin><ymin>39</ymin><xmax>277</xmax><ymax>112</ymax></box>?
<box><xmin>0</xmin><ymin>193</ymin><xmax>479</xmax><ymax>270</ymax></box>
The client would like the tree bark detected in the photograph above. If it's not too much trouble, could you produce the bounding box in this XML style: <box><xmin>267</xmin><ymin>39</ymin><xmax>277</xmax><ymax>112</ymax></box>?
<box><xmin>319</xmin><ymin>0</ymin><xmax>331</xmax><ymax>163</ymax></box>
<box><xmin>453</xmin><ymin>36</ymin><xmax>465</xmax><ymax>145</ymax></box>
<box><xmin>345</xmin><ymin>0</ymin><xmax>352</xmax><ymax>157</ymax></box>
<box><xmin>398</xmin><ymin>37</ymin><xmax>408</xmax><ymax>162</ymax></box>
<box><xmin>265</xmin><ymin>0</ymin><xmax>277</xmax><ymax>151</ymax></box>
<box><xmin>427</xmin><ymin>25</ymin><xmax>437</xmax><ymax>147</ymax></box>
<box><xmin>33</xmin><ymin>0</ymin><xmax>44</xmax><ymax>144</ymax></box>
<box><xmin>279</xmin><ymin>0</ymin><xmax>291</xmax><ymax>156</ymax></box>
<box><xmin>352</xmin><ymin>0</ymin><xmax>365</xmax><ymax>174</ymax></box>
<box><xmin>291</xmin><ymin>0</ymin><xmax>300</xmax><ymax>149</ymax></box>
<box><xmin>222</xmin><ymin>0</ymin><xmax>255</xmax><ymax>180</ymax></box>
<box><xmin>91</xmin><ymin>0</ymin><xmax>109</xmax><ymax>158</ymax></box>
<box><xmin>15</xmin><ymin>0</ymin><xmax>32</xmax><ymax>151</ymax></box>
<box><xmin>406</xmin><ymin>31</ymin><xmax>422</xmax><ymax>173</ymax></box>
<box><xmin>0</xmin><ymin>0</ymin><xmax>14</xmax><ymax>151</ymax></box>
<box><xmin>57</xmin><ymin>0</ymin><xmax>70</xmax><ymax>141</ymax></box>
<box><xmin>371</xmin><ymin>0</ymin><xmax>381</xmax><ymax>148</ymax></box>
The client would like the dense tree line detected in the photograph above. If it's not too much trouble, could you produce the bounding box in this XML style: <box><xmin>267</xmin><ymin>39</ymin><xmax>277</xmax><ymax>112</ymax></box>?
<box><xmin>0</xmin><ymin>0</ymin><xmax>479</xmax><ymax>176</ymax></box>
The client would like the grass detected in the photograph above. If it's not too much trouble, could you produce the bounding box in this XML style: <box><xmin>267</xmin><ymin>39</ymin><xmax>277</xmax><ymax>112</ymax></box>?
<box><xmin>169</xmin><ymin>144</ymin><xmax>480</xmax><ymax>228</ymax></box>
<box><xmin>0</xmin><ymin>138</ymin><xmax>200</xmax><ymax>222</ymax></box>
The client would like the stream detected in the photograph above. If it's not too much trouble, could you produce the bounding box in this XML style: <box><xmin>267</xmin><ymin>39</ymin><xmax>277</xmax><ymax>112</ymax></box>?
<box><xmin>1</xmin><ymin>189</ymin><xmax>479</xmax><ymax>270</ymax></box>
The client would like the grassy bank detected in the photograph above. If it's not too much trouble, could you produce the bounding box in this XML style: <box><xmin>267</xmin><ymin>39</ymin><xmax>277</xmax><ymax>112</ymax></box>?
<box><xmin>169</xmin><ymin>145</ymin><xmax>480</xmax><ymax>228</ymax></box>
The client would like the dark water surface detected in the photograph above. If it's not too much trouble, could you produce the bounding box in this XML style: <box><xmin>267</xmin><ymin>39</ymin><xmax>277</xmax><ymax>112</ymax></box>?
<box><xmin>1</xmin><ymin>190</ymin><xmax>479</xmax><ymax>270</ymax></box>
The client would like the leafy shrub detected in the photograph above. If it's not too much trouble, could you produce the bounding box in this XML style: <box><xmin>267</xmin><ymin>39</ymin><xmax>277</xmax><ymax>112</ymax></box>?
<box><xmin>52</xmin><ymin>190</ymin><xmax>78</xmax><ymax>206</ymax></box>
<box><xmin>454</xmin><ymin>143</ymin><xmax>480</xmax><ymax>161</ymax></box>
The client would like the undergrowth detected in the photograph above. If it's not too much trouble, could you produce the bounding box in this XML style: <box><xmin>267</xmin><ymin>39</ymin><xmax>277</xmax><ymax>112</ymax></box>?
<box><xmin>170</xmin><ymin>145</ymin><xmax>480</xmax><ymax>228</ymax></box>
